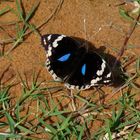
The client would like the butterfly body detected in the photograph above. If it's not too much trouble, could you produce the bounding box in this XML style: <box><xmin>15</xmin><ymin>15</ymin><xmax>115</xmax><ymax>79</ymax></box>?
<box><xmin>41</xmin><ymin>34</ymin><xmax>112</xmax><ymax>90</ymax></box>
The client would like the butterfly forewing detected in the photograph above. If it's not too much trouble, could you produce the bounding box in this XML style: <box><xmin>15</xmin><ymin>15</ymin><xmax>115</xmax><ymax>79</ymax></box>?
<box><xmin>42</xmin><ymin>34</ymin><xmax>83</xmax><ymax>81</ymax></box>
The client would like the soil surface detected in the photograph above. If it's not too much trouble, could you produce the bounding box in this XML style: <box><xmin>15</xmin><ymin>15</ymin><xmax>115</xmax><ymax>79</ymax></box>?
<box><xmin>0</xmin><ymin>0</ymin><xmax>140</xmax><ymax>138</ymax></box>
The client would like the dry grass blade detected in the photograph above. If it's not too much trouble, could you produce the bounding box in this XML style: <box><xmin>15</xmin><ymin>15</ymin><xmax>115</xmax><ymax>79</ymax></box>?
<box><xmin>113</xmin><ymin>12</ymin><xmax>140</xmax><ymax>69</ymax></box>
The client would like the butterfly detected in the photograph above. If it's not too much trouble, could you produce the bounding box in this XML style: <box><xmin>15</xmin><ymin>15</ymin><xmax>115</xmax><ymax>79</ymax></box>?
<box><xmin>41</xmin><ymin>34</ymin><xmax>112</xmax><ymax>90</ymax></box>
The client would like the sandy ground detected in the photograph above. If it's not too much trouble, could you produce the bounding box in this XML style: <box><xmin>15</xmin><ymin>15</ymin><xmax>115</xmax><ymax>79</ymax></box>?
<box><xmin>0</xmin><ymin>0</ymin><xmax>140</xmax><ymax>138</ymax></box>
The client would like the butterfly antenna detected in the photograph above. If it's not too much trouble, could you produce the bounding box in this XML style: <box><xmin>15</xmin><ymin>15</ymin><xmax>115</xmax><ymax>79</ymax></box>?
<box><xmin>83</xmin><ymin>17</ymin><xmax>89</xmax><ymax>51</ymax></box>
<box><xmin>88</xmin><ymin>21</ymin><xmax>113</xmax><ymax>43</ymax></box>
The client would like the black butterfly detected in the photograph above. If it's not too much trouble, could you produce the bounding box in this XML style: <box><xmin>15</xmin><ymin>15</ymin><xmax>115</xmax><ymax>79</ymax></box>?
<box><xmin>41</xmin><ymin>34</ymin><xmax>112</xmax><ymax>90</ymax></box>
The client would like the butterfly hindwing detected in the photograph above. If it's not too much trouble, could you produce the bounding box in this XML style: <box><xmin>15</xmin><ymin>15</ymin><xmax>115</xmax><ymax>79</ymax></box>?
<box><xmin>65</xmin><ymin>52</ymin><xmax>112</xmax><ymax>90</ymax></box>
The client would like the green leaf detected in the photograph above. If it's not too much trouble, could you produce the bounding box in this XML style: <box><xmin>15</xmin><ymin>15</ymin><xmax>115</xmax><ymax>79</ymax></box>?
<box><xmin>38</xmin><ymin>118</ymin><xmax>57</xmax><ymax>134</ymax></box>
<box><xmin>25</xmin><ymin>1</ymin><xmax>40</xmax><ymax>22</ymax></box>
<box><xmin>0</xmin><ymin>6</ymin><xmax>11</xmax><ymax>16</ymax></box>
<box><xmin>5</xmin><ymin>112</ymin><xmax>15</xmax><ymax>133</ymax></box>
<box><xmin>78</xmin><ymin>125</ymin><xmax>85</xmax><ymax>140</ymax></box>
<box><xmin>119</xmin><ymin>8</ymin><xmax>134</xmax><ymax>21</ymax></box>
<box><xmin>15</xmin><ymin>0</ymin><xmax>23</xmax><ymax>21</ymax></box>
<box><xmin>59</xmin><ymin>115</ymin><xmax>71</xmax><ymax>131</ymax></box>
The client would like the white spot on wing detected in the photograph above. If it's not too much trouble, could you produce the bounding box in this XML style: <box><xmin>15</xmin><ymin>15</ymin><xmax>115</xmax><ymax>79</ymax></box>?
<box><xmin>43</xmin><ymin>38</ymin><xmax>47</xmax><ymax>45</ymax></box>
<box><xmin>91</xmin><ymin>77</ymin><xmax>102</xmax><ymax>85</ymax></box>
<box><xmin>79</xmin><ymin>86</ymin><xmax>83</xmax><ymax>90</ymax></box>
<box><xmin>103</xmin><ymin>80</ymin><xmax>110</xmax><ymax>83</ymax></box>
<box><xmin>45</xmin><ymin>59</ymin><xmax>62</xmax><ymax>81</ymax></box>
<box><xmin>85</xmin><ymin>85</ymin><xmax>90</xmax><ymax>89</ymax></box>
<box><xmin>106</xmin><ymin>72</ymin><xmax>111</xmax><ymax>78</ymax></box>
<box><xmin>53</xmin><ymin>35</ymin><xmax>66</xmax><ymax>48</ymax></box>
<box><xmin>70</xmin><ymin>85</ymin><xmax>75</xmax><ymax>89</ymax></box>
<box><xmin>47</xmin><ymin>35</ymin><xmax>52</xmax><ymax>41</ymax></box>
<box><xmin>46</xmin><ymin>59</ymin><xmax>50</xmax><ymax>65</ymax></box>
<box><xmin>47</xmin><ymin>46</ymin><xmax>52</xmax><ymax>56</ymax></box>
<box><xmin>65</xmin><ymin>83</ymin><xmax>91</xmax><ymax>90</ymax></box>
<box><xmin>76</xmin><ymin>86</ymin><xmax>79</xmax><ymax>89</ymax></box>
<box><xmin>46</xmin><ymin>64</ymin><xmax>50</xmax><ymax>70</ymax></box>
<box><xmin>96</xmin><ymin>59</ymin><xmax>106</xmax><ymax>76</ymax></box>
<box><xmin>51</xmin><ymin>73</ymin><xmax>62</xmax><ymax>81</ymax></box>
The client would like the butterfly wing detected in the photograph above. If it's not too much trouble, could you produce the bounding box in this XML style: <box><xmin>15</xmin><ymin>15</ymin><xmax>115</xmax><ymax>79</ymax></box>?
<box><xmin>41</xmin><ymin>34</ymin><xmax>83</xmax><ymax>81</ymax></box>
<box><xmin>42</xmin><ymin>34</ymin><xmax>112</xmax><ymax>90</ymax></box>
<box><xmin>65</xmin><ymin>52</ymin><xmax>112</xmax><ymax>90</ymax></box>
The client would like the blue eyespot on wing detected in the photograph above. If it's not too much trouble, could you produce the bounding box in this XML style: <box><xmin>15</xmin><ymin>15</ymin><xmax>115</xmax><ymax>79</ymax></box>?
<box><xmin>81</xmin><ymin>64</ymin><xmax>86</xmax><ymax>76</ymax></box>
<box><xmin>57</xmin><ymin>53</ymin><xmax>71</xmax><ymax>62</ymax></box>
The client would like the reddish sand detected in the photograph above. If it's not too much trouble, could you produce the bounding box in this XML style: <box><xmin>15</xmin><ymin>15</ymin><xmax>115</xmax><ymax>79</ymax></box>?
<box><xmin>0</xmin><ymin>0</ymin><xmax>140</xmax><ymax>138</ymax></box>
